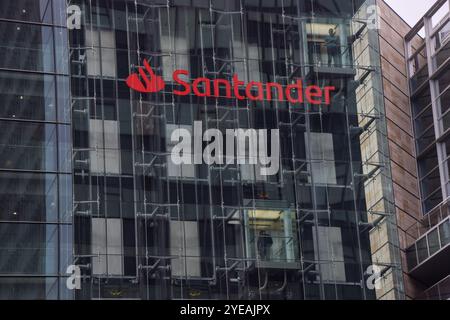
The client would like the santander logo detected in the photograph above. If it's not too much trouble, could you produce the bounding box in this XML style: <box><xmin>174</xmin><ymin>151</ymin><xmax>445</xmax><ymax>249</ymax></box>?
<box><xmin>126</xmin><ymin>59</ymin><xmax>165</xmax><ymax>93</ymax></box>
<box><xmin>126</xmin><ymin>59</ymin><xmax>335</xmax><ymax>105</ymax></box>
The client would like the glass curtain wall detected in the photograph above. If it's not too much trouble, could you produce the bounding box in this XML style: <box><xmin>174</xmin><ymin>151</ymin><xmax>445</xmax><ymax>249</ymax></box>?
<box><xmin>68</xmin><ymin>0</ymin><xmax>388</xmax><ymax>300</ymax></box>
<box><xmin>0</xmin><ymin>0</ymin><xmax>72</xmax><ymax>299</ymax></box>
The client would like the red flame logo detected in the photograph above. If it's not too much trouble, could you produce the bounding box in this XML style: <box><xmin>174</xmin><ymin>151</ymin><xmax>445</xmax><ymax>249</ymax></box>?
<box><xmin>126</xmin><ymin>59</ymin><xmax>165</xmax><ymax>93</ymax></box>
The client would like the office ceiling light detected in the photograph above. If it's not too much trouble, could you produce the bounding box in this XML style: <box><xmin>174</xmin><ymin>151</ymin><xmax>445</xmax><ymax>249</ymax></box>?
<box><xmin>306</xmin><ymin>23</ymin><xmax>339</xmax><ymax>36</ymax></box>
<box><xmin>248</xmin><ymin>209</ymin><xmax>283</xmax><ymax>221</ymax></box>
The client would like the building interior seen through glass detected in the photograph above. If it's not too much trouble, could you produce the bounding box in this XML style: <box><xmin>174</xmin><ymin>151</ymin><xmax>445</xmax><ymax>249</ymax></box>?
<box><xmin>0</xmin><ymin>0</ymin><xmax>403</xmax><ymax>300</ymax></box>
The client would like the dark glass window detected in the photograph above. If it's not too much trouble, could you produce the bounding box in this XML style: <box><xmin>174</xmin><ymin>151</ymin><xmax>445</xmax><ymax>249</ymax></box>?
<box><xmin>423</xmin><ymin>188</ymin><xmax>443</xmax><ymax>213</ymax></box>
<box><xmin>0</xmin><ymin>172</ymin><xmax>58</xmax><ymax>222</ymax></box>
<box><xmin>418</xmin><ymin>148</ymin><xmax>438</xmax><ymax>178</ymax></box>
<box><xmin>0</xmin><ymin>0</ymin><xmax>52</xmax><ymax>23</ymax></box>
<box><xmin>414</xmin><ymin>104</ymin><xmax>434</xmax><ymax>138</ymax></box>
<box><xmin>0</xmin><ymin>22</ymin><xmax>54</xmax><ymax>72</ymax></box>
<box><xmin>427</xmin><ymin>228</ymin><xmax>440</xmax><ymax>256</ymax></box>
<box><xmin>420</xmin><ymin>167</ymin><xmax>441</xmax><ymax>199</ymax></box>
<box><xmin>416</xmin><ymin>237</ymin><xmax>429</xmax><ymax>263</ymax></box>
<box><xmin>412</xmin><ymin>88</ymin><xmax>432</xmax><ymax>117</ymax></box>
<box><xmin>0</xmin><ymin>71</ymin><xmax>56</xmax><ymax>121</ymax></box>
<box><xmin>0</xmin><ymin>223</ymin><xmax>58</xmax><ymax>274</ymax></box>
<box><xmin>439</xmin><ymin>219</ymin><xmax>450</xmax><ymax>247</ymax></box>
<box><xmin>417</xmin><ymin>126</ymin><xmax>436</xmax><ymax>154</ymax></box>
<box><xmin>0</xmin><ymin>121</ymin><xmax>57</xmax><ymax>171</ymax></box>
<box><xmin>0</xmin><ymin>277</ymin><xmax>58</xmax><ymax>300</ymax></box>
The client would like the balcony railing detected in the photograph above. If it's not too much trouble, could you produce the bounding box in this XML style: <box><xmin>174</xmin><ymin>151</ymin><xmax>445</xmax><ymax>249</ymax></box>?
<box><xmin>405</xmin><ymin>196</ymin><xmax>450</xmax><ymax>247</ymax></box>
<box><xmin>406</xmin><ymin>216</ymin><xmax>450</xmax><ymax>271</ymax></box>
<box><xmin>416</xmin><ymin>274</ymin><xmax>450</xmax><ymax>300</ymax></box>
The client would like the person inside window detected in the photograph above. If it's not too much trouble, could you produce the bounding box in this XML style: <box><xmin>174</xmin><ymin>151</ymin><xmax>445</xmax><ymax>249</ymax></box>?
<box><xmin>257</xmin><ymin>230</ymin><xmax>273</xmax><ymax>260</ymax></box>
<box><xmin>325</xmin><ymin>28</ymin><xmax>340</xmax><ymax>67</ymax></box>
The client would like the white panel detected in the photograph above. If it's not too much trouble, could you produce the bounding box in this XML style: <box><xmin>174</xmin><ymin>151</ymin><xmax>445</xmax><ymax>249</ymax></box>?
<box><xmin>90</xmin><ymin>149</ymin><xmax>105</xmax><ymax>174</ymax></box>
<box><xmin>101</xmin><ymin>48</ymin><xmax>117</xmax><ymax>78</ymax></box>
<box><xmin>102</xmin><ymin>120</ymin><xmax>119</xmax><ymax>148</ymax></box>
<box><xmin>106</xmin><ymin>219</ymin><xmax>123</xmax><ymax>276</ymax></box>
<box><xmin>313</xmin><ymin>226</ymin><xmax>346</xmax><ymax>282</ymax></box>
<box><xmin>100</xmin><ymin>30</ymin><xmax>115</xmax><ymax>48</ymax></box>
<box><xmin>86</xmin><ymin>49</ymin><xmax>101</xmax><ymax>76</ymax></box>
<box><xmin>104</xmin><ymin>149</ymin><xmax>121</xmax><ymax>175</ymax></box>
<box><xmin>91</xmin><ymin>218</ymin><xmax>123</xmax><ymax>276</ymax></box>
<box><xmin>85</xmin><ymin>30</ymin><xmax>116</xmax><ymax>77</ymax></box>
<box><xmin>85</xmin><ymin>29</ymin><xmax>100</xmax><ymax>47</ymax></box>
<box><xmin>170</xmin><ymin>220</ymin><xmax>201</xmax><ymax>277</ymax></box>
<box><xmin>89</xmin><ymin>120</ymin><xmax>120</xmax><ymax>174</ymax></box>
<box><xmin>91</xmin><ymin>218</ymin><xmax>106</xmax><ymax>275</ymax></box>
<box><xmin>305</xmin><ymin>132</ymin><xmax>337</xmax><ymax>184</ymax></box>
<box><xmin>89</xmin><ymin>119</ymin><xmax>104</xmax><ymax>149</ymax></box>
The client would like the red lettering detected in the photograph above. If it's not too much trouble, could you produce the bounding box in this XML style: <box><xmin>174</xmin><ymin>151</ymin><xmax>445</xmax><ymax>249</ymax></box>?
<box><xmin>246</xmin><ymin>81</ymin><xmax>264</xmax><ymax>101</ymax></box>
<box><xmin>286</xmin><ymin>80</ymin><xmax>304</xmax><ymax>104</ymax></box>
<box><xmin>168</xmin><ymin>69</ymin><xmax>333</xmax><ymax>106</ymax></box>
<box><xmin>173</xmin><ymin>70</ymin><xmax>190</xmax><ymax>95</ymax></box>
<box><xmin>232</xmin><ymin>74</ymin><xmax>246</xmax><ymax>100</ymax></box>
<box><xmin>265</xmin><ymin>82</ymin><xmax>284</xmax><ymax>101</ymax></box>
<box><xmin>193</xmin><ymin>78</ymin><xmax>211</xmax><ymax>97</ymax></box>
<box><xmin>324</xmin><ymin>86</ymin><xmax>335</xmax><ymax>105</ymax></box>
<box><xmin>306</xmin><ymin>85</ymin><xmax>323</xmax><ymax>105</ymax></box>
<box><xmin>213</xmin><ymin>78</ymin><xmax>232</xmax><ymax>98</ymax></box>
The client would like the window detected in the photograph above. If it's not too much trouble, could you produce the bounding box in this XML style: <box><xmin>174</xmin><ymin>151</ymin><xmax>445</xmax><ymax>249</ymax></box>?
<box><xmin>313</xmin><ymin>226</ymin><xmax>346</xmax><ymax>282</ymax></box>
<box><xmin>0</xmin><ymin>22</ymin><xmax>54</xmax><ymax>72</ymax></box>
<box><xmin>85</xmin><ymin>29</ymin><xmax>117</xmax><ymax>78</ymax></box>
<box><xmin>0</xmin><ymin>121</ymin><xmax>57</xmax><ymax>171</ymax></box>
<box><xmin>412</xmin><ymin>87</ymin><xmax>431</xmax><ymax>117</ymax></box>
<box><xmin>431</xmin><ymin>2</ymin><xmax>449</xmax><ymax>29</ymax></box>
<box><xmin>439</xmin><ymin>219</ymin><xmax>450</xmax><ymax>247</ymax></box>
<box><xmin>306</xmin><ymin>21</ymin><xmax>351</xmax><ymax>68</ymax></box>
<box><xmin>160</xmin><ymin>8</ymin><xmax>193</xmax><ymax>81</ymax></box>
<box><xmin>170</xmin><ymin>220</ymin><xmax>201</xmax><ymax>277</ymax></box>
<box><xmin>306</xmin><ymin>132</ymin><xmax>337</xmax><ymax>185</ymax></box>
<box><xmin>91</xmin><ymin>218</ymin><xmax>123</xmax><ymax>276</ymax></box>
<box><xmin>418</xmin><ymin>148</ymin><xmax>438</xmax><ymax>179</ymax></box>
<box><xmin>414</xmin><ymin>104</ymin><xmax>434</xmax><ymax>138</ymax></box>
<box><xmin>89</xmin><ymin>119</ymin><xmax>120</xmax><ymax>175</ymax></box>
<box><xmin>416</xmin><ymin>236</ymin><xmax>429</xmax><ymax>263</ymax></box>
<box><xmin>409</xmin><ymin>45</ymin><xmax>427</xmax><ymax>77</ymax></box>
<box><xmin>0</xmin><ymin>172</ymin><xmax>58</xmax><ymax>222</ymax></box>
<box><xmin>428</xmin><ymin>228</ymin><xmax>440</xmax><ymax>256</ymax></box>
<box><xmin>0</xmin><ymin>277</ymin><xmax>58</xmax><ymax>300</ymax></box>
<box><xmin>0</xmin><ymin>223</ymin><xmax>58</xmax><ymax>275</ymax></box>
<box><xmin>420</xmin><ymin>166</ymin><xmax>441</xmax><ymax>200</ymax></box>
<box><xmin>0</xmin><ymin>0</ymin><xmax>52</xmax><ymax>23</ymax></box>
<box><xmin>0</xmin><ymin>71</ymin><xmax>56</xmax><ymax>121</ymax></box>
<box><xmin>244</xmin><ymin>209</ymin><xmax>298</xmax><ymax>263</ymax></box>
<box><xmin>423</xmin><ymin>188</ymin><xmax>443</xmax><ymax>213</ymax></box>
<box><xmin>416</xmin><ymin>126</ymin><xmax>436</xmax><ymax>154</ymax></box>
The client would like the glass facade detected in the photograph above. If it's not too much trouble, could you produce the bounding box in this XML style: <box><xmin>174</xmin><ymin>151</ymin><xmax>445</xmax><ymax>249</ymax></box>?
<box><xmin>407</xmin><ymin>0</ymin><xmax>450</xmax><ymax>214</ymax></box>
<box><xmin>0</xmin><ymin>0</ymin><xmax>404</xmax><ymax>300</ymax></box>
<box><xmin>0</xmin><ymin>0</ymin><xmax>72</xmax><ymax>299</ymax></box>
<box><xmin>67</xmin><ymin>0</ymin><xmax>388</xmax><ymax>300</ymax></box>
<box><xmin>404</xmin><ymin>0</ymin><xmax>450</xmax><ymax>300</ymax></box>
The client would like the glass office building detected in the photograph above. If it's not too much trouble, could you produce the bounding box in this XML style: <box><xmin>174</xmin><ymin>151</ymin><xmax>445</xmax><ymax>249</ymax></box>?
<box><xmin>0</xmin><ymin>0</ymin><xmax>404</xmax><ymax>300</ymax></box>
